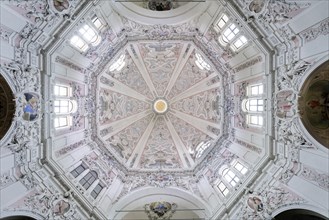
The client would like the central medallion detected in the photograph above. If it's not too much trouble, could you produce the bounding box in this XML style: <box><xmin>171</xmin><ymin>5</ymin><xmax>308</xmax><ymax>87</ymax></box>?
<box><xmin>153</xmin><ymin>99</ymin><xmax>168</xmax><ymax>114</ymax></box>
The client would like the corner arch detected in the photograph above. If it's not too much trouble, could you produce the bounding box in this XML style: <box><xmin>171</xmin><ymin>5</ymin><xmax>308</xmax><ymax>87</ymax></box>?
<box><xmin>0</xmin><ymin>73</ymin><xmax>16</xmax><ymax>145</ymax></box>
<box><xmin>298</xmin><ymin>59</ymin><xmax>329</xmax><ymax>149</ymax></box>
<box><xmin>108</xmin><ymin>187</ymin><xmax>212</xmax><ymax>220</ymax></box>
<box><xmin>0</xmin><ymin>210</ymin><xmax>45</xmax><ymax>220</ymax></box>
<box><xmin>271</xmin><ymin>204</ymin><xmax>329</xmax><ymax>220</ymax></box>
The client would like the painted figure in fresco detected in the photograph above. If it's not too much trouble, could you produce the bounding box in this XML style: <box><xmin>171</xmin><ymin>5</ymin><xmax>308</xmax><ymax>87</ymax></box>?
<box><xmin>23</xmin><ymin>93</ymin><xmax>38</xmax><ymax>121</ymax></box>
<box><xmin>53</xmin><ymin>200</ymin><xmax>70</xmax><ymax>215</ymax></box>
<box><xmin>53</xmin><ymin>0</ymin><xmax>69</xmax><ymax>12</ymax></box>
<box><xmin>148</xmin><ymin>0</ymin><xmax>172</xmax><ymax>11</ymax></box>
<box><xmin>249</xmin><ymin>0</ymin><xmax>265</xmax><ymax>13</ymax></box>
<box><xmin>305</xmin><ymin>80</ymin><xmax>329</xmax><ymax>129</ymax></box>
<box><xmin>247</xmin><ymin>196</ymin><xmax>264</xmax><ymax>212</ymax></box>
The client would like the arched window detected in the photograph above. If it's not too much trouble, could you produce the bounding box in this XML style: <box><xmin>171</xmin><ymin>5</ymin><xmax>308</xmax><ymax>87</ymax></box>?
<box><xmin>109</xmin><ymin>54</ymin><xmax>126</xmax><ymax>72</ymax></box>
<box><xmin>54</xmin><ymin>100</ymin><xmax>76</xmax><ymax>114</ymax></box>
<box><xmin>53</xmin><ymin>84</ymin><xmax>77</xmax><ymax>129</ymax></box>
<box><xmin>223</xmin><ymin>24</ymin><xmax>240</xmax><ymax>43</ymax></box>
<box><xmin>79</xmin><ymin>24</ymin><xmax>101</xmax><ymax>46</ymax></box>
<box><xmin>70</xmin><ymin>163</ymin><xmax>87</xmax><ymax>178</ymax></box>
<box><xmin>245</xmin><ymin>99</ymin><xmax>264</xmax><ymax>112</ymax></box>
<box><xmin>216</xmin><ymin>160</ymin><xmax>249</xmax><ymax>197</ymax></box>
<box><xmin>242</xmin><ymin>83</ymin><xmax>264</xmax><ymax>127</ymax></box>
<box><xmin>91</xmin><ymin>183</ymin><xmax>104</xmax><ymax>199</ymax></box>
<box><xmin>195</xmin><ymin>53</ymin><xmax>211</xmax><ymax>71</ymax></box>
<box><xmin>223</xmin><ymin>168</ymin><xmax>240</xmax><ymax>187</ymax></box>
<box><xmin>79</xmin><ymin>171</ymin><xmax>98</xmax><ymax>190</ymax></box>
<box><xmin>215</xmin><ymin>13</ymin><xmax>248</xmax><ymax>51</ymax></box>
<box><xmin>70</xmin><ymin>35</ymin><xmax>89</xmax><ymax>52</ymax></box>
<box><xmin>195</xmin><ymin>141</ymin><xmax>211</xmax><ymax>158</ymax></box>
<box><xmin>69</xmin><ymin>17</ymin><xmax>103</xmax><ymax>52</ymax></box>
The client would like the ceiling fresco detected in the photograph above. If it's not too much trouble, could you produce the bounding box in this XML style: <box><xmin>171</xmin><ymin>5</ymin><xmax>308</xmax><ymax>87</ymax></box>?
<box><xmin>96</xmin><ymin>41</ymin><xmax>223</xmax><ymax>171</ymax></box>
<box><xmin>299</xmin><ymin>60</ymin><xmax>329</xmax><ymax>148</ymax></box>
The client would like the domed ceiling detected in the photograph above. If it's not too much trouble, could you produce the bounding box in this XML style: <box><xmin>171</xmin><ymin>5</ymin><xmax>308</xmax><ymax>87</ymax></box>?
<box><xmin>96</xmin><ymin>41</ymin><xmax>223</xmax><ymax>171</ymax></box>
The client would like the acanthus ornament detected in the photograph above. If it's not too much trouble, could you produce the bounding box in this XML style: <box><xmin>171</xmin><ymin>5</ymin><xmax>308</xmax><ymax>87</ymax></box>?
<box><xmin>300</xmin><ymin>18</ymin><xmax>329</xmax><ymax>43</ymax></box>
<box><xmin>300</xmin><ymin>165</ymin><xmax>329</xmax><ymax>191</ymax></box>
<box><xmin>6</xmin><ymin>188</ymin><xmax>82</xmax><ymax>220</ymax></box>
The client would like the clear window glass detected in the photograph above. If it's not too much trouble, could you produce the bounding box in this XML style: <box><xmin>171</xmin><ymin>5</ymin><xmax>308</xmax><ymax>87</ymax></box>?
<box><xmin>217</xmin><ymin>14</ymin><xmax>229</xmax><ymax>29</ymax></box>
<box><xmin>70</xmin><ymin>35</ymin><xmax>89</xmax><ymax>52</ymax></box>
<box><xmin>92</xmin><ymin>16</ymin><xmax>103</xmax><ymax>30</ymax></box>
<box><xmin>217</xmin><ymin>181</ymin><xmax>229</xmax><ymax>196</ymax></box>
<box><xmin>249</xmin><ymin>115</ymin><xmax>263</xmax><ymax>126</ymax></box>
<box><xmin>250</xmin><ymin>84</ymin><xmax>264</xmax><ymax>96</ymax></box>
<box><xmin>195</xmin><ymin>53</ymin><xmax>211</xmax><ymax>71</ymax></box>
<box><xmin>79</xmin><ymin>171</ymin><xmax>98</xmax><ymax>190</ymax></box>
<box><xmin>71</xmin><ymin>164</ymin><xmax>87</xmax><ymax>177</ymax></box>
<box><xmin>246</xmin><ymin>99</ymin><xmax>263</xmax><ymax>112</ymax></box>
<box><xmin>223</xmin><ymin>168</ymin><xmax>240</xmax><ymax>187</ymax></box>
<box><xmin>54</xmin><ymin>85</ymin><xmax>69</xmax><ymax>97</ymax></box>
<box><xmin>79</xmin><ymin>25</ymin><xmax>97</xmax><ymax>43</ymax></box>
<box><xmin>91</xmin><ymin>183</ymin><xmax>103</xmax><ymax>199</ymax></box>
<box><xmin>54</xmin><ymin>100</ymin><xmax>74</xmax><ymax>114</ymax></box>
<box><xmin>54</xmin><ymin>116</ymin><xmax>70</xmax><ymax>128</ymax></box>
<box><xmin>109</xmin><ymin>54</ymin><xmax>126</xmax><ymax>72</ymax></box>
<box><xmin>234</xmin><ymin>162</ymin><xmax>248</xmax><ymax>175</ymax></box>
<box><xmin>233</xmin><ymin>35</ymin><xmax>247</xmax><ymax>49</ymax></box>
<box><xmin>223</xmin><ymin>24</ymin><xmax>239</xmax><ymax>42</ymax></box>
<box><xmin>195</xmin><ymin>141</ymin><xmax>211</xmax><ymax>158</ymax></box>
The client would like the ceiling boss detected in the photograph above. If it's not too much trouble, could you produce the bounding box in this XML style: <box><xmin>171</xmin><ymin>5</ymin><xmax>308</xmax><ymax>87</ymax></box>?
<box><xmin>153</xmin><ymin>99</ymin><xmax>168</xmax><ymax>114</ymax></box>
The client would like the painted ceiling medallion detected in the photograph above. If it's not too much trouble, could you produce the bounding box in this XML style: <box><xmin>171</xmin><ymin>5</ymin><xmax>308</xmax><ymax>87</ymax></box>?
<box><xmin>97</xmin><ymin>41</ymin><xmax>223</xmax><ymax>171</ymax></box>
<box><xmin>154</xmin><ymin>99</ymin><xmax>168</xmax><ymax>114</ymax></box>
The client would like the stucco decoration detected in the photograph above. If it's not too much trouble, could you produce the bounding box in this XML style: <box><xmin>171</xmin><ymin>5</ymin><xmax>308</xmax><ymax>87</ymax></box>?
<box><xmin>300</xmin><ymin>165</ymin><xmax>329</xmax><ymax>191</ymax></box>
<box><xmin>4</xmin><ymin>0</ymin><xmax>80</xmax><ymax>25</ymax></box>
<box><xmin>5</xmin><ymin>188</ymin><xmax>82</xmax><ymax>220</ymax></box>
<box><xmin>96</xmin><ymin>41</ymin><xmax>224</xmax><ymax>171</ymax></box>
<box><xmin>299</xmin><ymin>60</ymin><xmax>329</xmax><ymax>148</ymax></box>
<box><xmin>276</xmin><ymin>90</ymin><xmax>296</xmax><ymax>119</ymax></box>
<box><xmin>237</xmin><ymin>185</ymin><xmax>306</xmax><ymax>220</ymax></box>
<box><xmin>300</xmin><ymin>18</ymin><xmax>329</xmax><ymax>43</ymax></box>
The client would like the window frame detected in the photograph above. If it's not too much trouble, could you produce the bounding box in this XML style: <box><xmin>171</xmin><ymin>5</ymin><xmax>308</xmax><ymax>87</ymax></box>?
<box><xmin>245</xmin><ymin>99</ymin><xmax>264</xmax><ymax>112</ymax></box>
<box><xmin>247</xmin><ymin>114</ymin><xmax>264</xmax><ymax>126</ymax></box>
<box><xmin>195</xmin><ymin>53</ymin><xmax>211</xmax><ymax>71</ymax></box>
<box><xmin>109</xmin><ymin>54</ymin><xmax>126</xmax><ymax>72</ymax></box>
<box><xmin>69</xmin><ymin>17</ymin><xmax>103</xmax><ymax>52</ymax></box>
<box><xmin>70</xmin><ymin>163</ymin><xmax>87</xmax><ymax>178</ymax></box>
<box><xmin>249</xmin><ymin>84</ymin><xmax>264</xmax><ymax>96</ymax></box>
<box><xmin>54</xmin><ymin>115</ymin><xmax>72</xmax><ymax>129</ymax></box>
<box><xmin>91</xmin><ymin>183</ymin><xmax>104</xmax><ymax>199</ymax></box>
<box><xmin>216</xmin><ymin>181</ymin><xmax>230</xmax><ymax>197</ymax></box>
<box><xmin>216</xmin><ymin>13</ymin><xmax>230</xmax><ymax>30</ymax></box>
<box><xmin>79</xmin><ymin>171</ymin><xmax>98</xmax><ymax>190</ymax></box>
<box><xmin>216</xmin><ymin>13</ymin><xmax>249</xmax><ymax>52</ymax></box>
<box><xmin>223</xmin><ymin>168</ymin><xmax>240</xmax><ymax>187</ymax></box>
<box><xmin>53</xmin><ymin>84</ymin><xmax>77</xmax><ymax>130</ymax></box>
<box><xmin>222</xmin><ymin>23</ymin><xmax>240</xmax><ymax>43</ymax></box>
